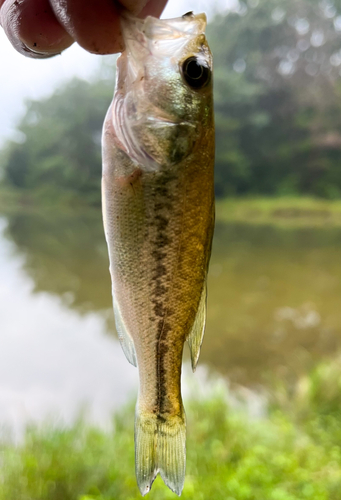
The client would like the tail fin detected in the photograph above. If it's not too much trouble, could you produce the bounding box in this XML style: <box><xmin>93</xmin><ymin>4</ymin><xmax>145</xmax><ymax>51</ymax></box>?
<box><xmin>135</xmin><ymin>408</ymin><xmax>186</xmax><ymax>496</ymax></box>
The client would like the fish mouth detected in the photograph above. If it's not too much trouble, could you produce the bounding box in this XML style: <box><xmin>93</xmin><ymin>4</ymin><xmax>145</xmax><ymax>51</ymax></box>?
<box><xmin>120</xmin><ymin>12</ymin><xmax>207</xmax><ymax>59</ymax></box>
<box><xmin>121</xmin><ymin>11</ymin><xmax>207</xmax><ymax>42</ymax></box>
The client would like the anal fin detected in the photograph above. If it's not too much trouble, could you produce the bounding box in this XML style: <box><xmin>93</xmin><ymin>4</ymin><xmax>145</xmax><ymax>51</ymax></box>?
<box><xmin>113</xmin><ymin>297</ymin><xmax>137</xmax><ymax>367</ymax></box>
<box><xmin>187</xmin><ymin>284</ymin><xmax>207</xmax><ymax>372</ymax></box>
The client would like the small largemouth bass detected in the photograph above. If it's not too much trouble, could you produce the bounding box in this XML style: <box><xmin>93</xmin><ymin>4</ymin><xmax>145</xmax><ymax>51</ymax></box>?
<box><xmin>102</xmin><ymin>11</ymin><xmax>214</xmax><ymax>496</ymax></box>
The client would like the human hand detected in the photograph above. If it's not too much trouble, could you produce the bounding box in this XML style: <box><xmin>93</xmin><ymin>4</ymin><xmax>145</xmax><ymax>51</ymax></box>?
<box><xmin>0</xmin><ymin>0</ymin><xmax>168</xmax><ymax>58</ymax></box>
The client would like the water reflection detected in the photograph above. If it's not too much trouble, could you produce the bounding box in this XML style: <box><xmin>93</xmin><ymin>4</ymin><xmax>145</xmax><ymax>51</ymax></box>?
<box><xmin>3</xmin><ymin>208</ymin><xmax>341</xmax><ymax>390</ymax></box>
<box><xmin>0</xmin><ymin>215</ymin><xmax>137</xmax><ymax>435</ymax></box>
<box><xmin>206</xmin><ymin>222</ymin><xmax>341</xmax><ymax>385</ymax></box>
<box><xmin>4</xmin><ymin>209</ymin><xmax>112</xmax><ymax>313</ymax></box>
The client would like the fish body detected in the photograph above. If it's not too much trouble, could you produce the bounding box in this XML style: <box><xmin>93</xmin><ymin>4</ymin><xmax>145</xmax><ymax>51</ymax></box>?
<box><xmin>102</xmin><ymin>12</ymin><xmax>214</xmax><ymax>496</ymax></box>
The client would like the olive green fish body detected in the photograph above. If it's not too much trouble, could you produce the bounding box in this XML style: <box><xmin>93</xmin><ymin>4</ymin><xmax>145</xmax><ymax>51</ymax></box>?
<box><xmin>102</xmin><ymin>12</ymin><xmax>214</xmax><ymax>496</ymax></box>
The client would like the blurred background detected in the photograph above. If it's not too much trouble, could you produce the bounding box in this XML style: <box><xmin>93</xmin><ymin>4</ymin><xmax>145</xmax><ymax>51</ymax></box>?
<box><xmin>2</xmin><ymin>0</ymin><xmax>341</xmax><ymax>498</ymax></box>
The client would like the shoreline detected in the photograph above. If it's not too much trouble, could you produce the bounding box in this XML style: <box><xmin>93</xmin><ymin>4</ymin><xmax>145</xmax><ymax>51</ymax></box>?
<box><xmin>3</xmin><ymin>189</ymin><xmax>341</xmax><ymax>228</ymax></box>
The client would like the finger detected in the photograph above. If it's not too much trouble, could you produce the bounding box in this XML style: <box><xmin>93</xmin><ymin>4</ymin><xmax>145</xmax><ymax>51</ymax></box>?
<box><xmin>139</xmin><ymin>0</ymin><xmax>168</xmax><ymax>18</ymax></box>
<box><xmin>49</xmin><ymin>0</ymin><xmax>123</xmax><ymax>54</ymax></box>
<box><xmin>118</xmin><ymin>0</ymin><xmax>149</xmax><ymax>15</ymax></box>
<box><xmin>49</xmin><ymin>0</ymin><xmax>168</xmax><ymax>55</ymax></box>
<box><xmin>0</xmin><ymin>0</ymin><xmax>74</xmax><ymax>58</ymax></box>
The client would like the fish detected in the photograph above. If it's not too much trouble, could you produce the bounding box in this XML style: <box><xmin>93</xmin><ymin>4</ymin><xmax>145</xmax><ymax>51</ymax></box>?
<box><xmin>101</xmin><ymin>11</ymin><xmax>214</xmax><ymax>496</ymax></box>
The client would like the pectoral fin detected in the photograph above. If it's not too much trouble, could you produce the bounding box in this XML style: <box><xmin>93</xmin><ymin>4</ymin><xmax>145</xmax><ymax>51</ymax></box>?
<box><xmin>187</xmin><ymin>284</ymin><xmax>207</xmax><ymax>372</ymax></box>
<box><xmin>113</xmin><ymin>297</ymin><xmax>137</xmax><ymax>367</ymax></box>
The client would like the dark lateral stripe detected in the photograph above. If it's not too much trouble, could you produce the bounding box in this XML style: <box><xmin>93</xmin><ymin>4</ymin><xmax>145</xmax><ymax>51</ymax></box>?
<box><xmin>150</xmin><ymin>170</ymin><xmax>177</xmax><ymax>415</ymax></box>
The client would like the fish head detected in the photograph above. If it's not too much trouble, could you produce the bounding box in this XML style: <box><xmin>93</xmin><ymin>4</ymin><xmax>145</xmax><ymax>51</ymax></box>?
<box><xmin>114</xmin><ymin>12</ymin><xmax>213</xmax><ymax>170</ymax></box>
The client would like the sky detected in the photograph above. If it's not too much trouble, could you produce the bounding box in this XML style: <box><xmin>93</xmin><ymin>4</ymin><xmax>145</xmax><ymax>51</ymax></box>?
<box><xmin>0</xmin><ymin>0</ymin><xmax>228</xmax><ymax>146</ymax></box>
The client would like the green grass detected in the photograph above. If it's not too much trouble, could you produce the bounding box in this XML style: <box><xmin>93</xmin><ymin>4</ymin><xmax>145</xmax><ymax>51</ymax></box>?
<box><xmin>216</xmin><ymin>197</ymin><xmax>341</xmax><ymax>227</ymax></box>
<box><xmin>2</xmin><ymin>359</ymin><xmax>341</xmax><ymax>500</ymax></box>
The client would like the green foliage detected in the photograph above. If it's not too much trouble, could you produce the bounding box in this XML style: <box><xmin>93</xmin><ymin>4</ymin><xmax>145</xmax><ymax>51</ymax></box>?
<box><xmin>208</xmin><ymin>0</ymin><xmax>341</xmax><ymax>198</ymax></box>
<box><xmin>3</xmin><ymin>366</ymin><xmax>341</xmax><ymax>500</ymax></box>
<box><xmin>1</xmin><ymin>79</ymin><xmax>113</xmax><ymax>205</ymax></box>
<box><xmin>3</xmin><ymin>0</ymin><xmax>341</xmax><ymax>202</ymax></box>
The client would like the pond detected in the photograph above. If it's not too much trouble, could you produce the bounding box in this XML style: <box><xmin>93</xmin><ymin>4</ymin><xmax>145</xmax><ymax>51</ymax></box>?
<box><xmin>1</xmin><ymin>206</ymin><xmax>341</xmax><ymax>433</ymax></box>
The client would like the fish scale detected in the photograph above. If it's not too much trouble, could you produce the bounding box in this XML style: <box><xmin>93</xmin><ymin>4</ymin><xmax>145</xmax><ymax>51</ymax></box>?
<box><xmin>102</xmin><ymin>11</ymin><xmax>214</xmax><ymax>496</ymax></box>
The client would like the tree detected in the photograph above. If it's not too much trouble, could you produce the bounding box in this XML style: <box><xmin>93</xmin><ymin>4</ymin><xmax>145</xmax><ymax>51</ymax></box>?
<box><xmin>209</xmin><ymin>0</ymin><xmax>341</xmax><ymax>197</ymax></box>
<box><xmin>1</xmin><ymin>78</ymin><xmax>113</xmax><ymax>204</ymax></box>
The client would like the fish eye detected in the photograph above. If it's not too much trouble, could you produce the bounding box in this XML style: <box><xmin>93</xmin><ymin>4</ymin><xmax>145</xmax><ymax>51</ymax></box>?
<box><xmin>181</xmin><ymin>57</ymin><xmax>211</xmax><ymax>90</ymax></box>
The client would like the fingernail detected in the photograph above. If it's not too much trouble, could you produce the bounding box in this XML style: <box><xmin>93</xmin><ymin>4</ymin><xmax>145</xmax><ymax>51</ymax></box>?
<box><xmin>21</xmin><ymin>41</ymin><xmax>61</xmax><ymax>58</ymax></box>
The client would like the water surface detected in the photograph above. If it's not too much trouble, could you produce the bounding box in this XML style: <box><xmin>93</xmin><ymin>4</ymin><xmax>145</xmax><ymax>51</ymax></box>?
<box><xmin>2</xmin><ymin>207</ymin><xmax>341</xmax><ymax>430</ymax></box>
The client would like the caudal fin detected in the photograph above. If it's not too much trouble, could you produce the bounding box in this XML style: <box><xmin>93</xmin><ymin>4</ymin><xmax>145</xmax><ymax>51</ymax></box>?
<box><xmin>135</xmin><ymin>408</ymin><xmax>186</xmax><ymax>496</ymax></box>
